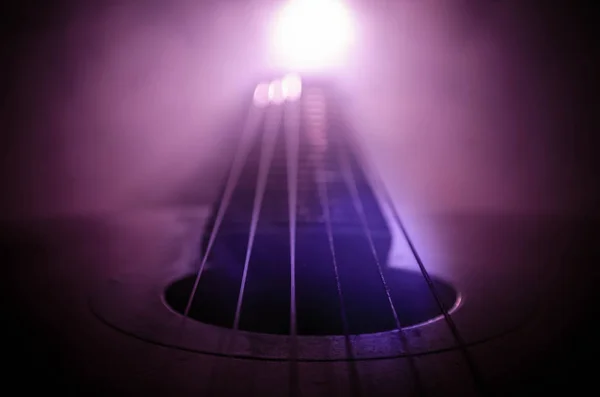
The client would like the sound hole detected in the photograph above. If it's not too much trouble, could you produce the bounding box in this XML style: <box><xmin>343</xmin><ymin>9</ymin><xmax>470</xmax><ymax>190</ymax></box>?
<box><xmin>164</xmin><ymin>266</ymin><xmax>458</xmax><ymax>336</ymax></box>
<box><xmin>163</xmin><ymin>81</ymin><xmax>459</xmax><ymax>337</ymax></box>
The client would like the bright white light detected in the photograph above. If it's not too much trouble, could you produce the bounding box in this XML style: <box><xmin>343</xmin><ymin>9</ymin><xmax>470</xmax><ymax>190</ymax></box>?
<box><xmin>253</xmin><ymin>74</ymin><xmax>303</xmax><ymax>107</ymax></box>
<box><xmin>270</xmin><ymin>0</ymin><xmax>355</xmax><ymax>71</ymax></box>
<box><xmin>268</xmin><ymin>79</ymin><xmax>285</xmax><ymax>104</ymax></box>
<box><xmin>281</xmin><ymin>73</ymin><xmax>302</xmax><ymax>101</ymax></box>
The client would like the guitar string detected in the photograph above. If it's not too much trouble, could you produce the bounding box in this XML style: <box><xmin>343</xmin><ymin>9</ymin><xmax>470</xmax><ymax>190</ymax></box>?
<box><xmin>180</xmin><ymin>105</ymin><xmax>264</xmax><ymax>325</ymax></box>
<box><xmin>343</xmin><ymin>119</ymin><xmax>489</xmax><ymax>396</ymax></box>
<box><xmin>141</xmin><ymin>102</ymin><xmax>262</xmax><ymax>385</ymax></box>
<box><xmin>208</xmin><ymin>104</ymin><xmax>284</xmax><ymax>395</ymax></box>
<box><xmin>231</xmin><ymin>105</ymin><xmax>282</xmax><ymax>332</ymax></box>
<box><xmin>335</xmin><ymin>116</ymin><xmax>426</xmax><ymax>397</ymax></box>
<box><xmin>311</xmin><ymin>92</ymin><xmax>363</xmax><ymax>397</ymax></box>
<box><xmin>284</xmin><ymin>97</ymin><xmax>300</xmax><ymax>397</ymax></box>
<box><xmin>180</xmin><ymin>85</ymin><xmax>485</xmax><ymax>396</ymax></box>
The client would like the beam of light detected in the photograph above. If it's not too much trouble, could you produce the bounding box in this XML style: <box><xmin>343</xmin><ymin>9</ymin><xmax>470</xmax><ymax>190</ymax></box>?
<box><xmin>269</xmin><ymin>0</ymin><xmax>355</xmax><ymax>72</ymax></box>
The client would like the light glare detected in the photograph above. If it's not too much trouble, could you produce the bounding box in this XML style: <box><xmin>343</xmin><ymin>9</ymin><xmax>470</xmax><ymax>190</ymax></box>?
<box><xmin>281</xmin><ymin>73</ymin><xmax>302</xmax><ymax>101</ymax></box>
<box><xmin>254</xmin><ymin>74</ymin><xmax>302</xmax><ymax>107</ymax></box>
<box><xmin>268</xmin><ymin>80</ymin><xmax>285</xmax><ymax>104</ymax></box>
<box><xmin>271</xmin><ymin>0</ymin><xmax>354</xmax><ymax>71</ymax></box>
<box><xmin>253</xmin><ymin>82</ymin><xmax>271</xmax><ymax>107</ymax></box>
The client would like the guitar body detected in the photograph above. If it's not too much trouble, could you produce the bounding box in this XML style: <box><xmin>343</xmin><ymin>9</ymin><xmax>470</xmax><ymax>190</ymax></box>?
<box><xmin>2</xmin><ymin>79</ymin><xmax>598</xmax><ymax>397</ymax></box>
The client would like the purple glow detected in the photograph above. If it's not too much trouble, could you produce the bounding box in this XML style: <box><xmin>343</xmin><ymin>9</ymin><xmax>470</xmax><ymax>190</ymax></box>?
<box><xmin>254</xmin><ymin>82</ymin><xmax>271</xmax><ymax>107</ymax></box>
<box><xmin>1</xmin><ymin>3</ymin><xmax>597</xmax><ymax>395</ymax></box>
<box><xmin>1</xmin><ymin>2</ymin><xmax>596</xmax><ymax>220</ymax></box>
<box><xmin>282</xmin><ymin>73</ymin><xmax>303</xmax><ymax>101</ymax></box>
<box><xmin>269</xmin><ymin>0</ymin><xmax>355</xmax><ymax>71</ymax></box>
